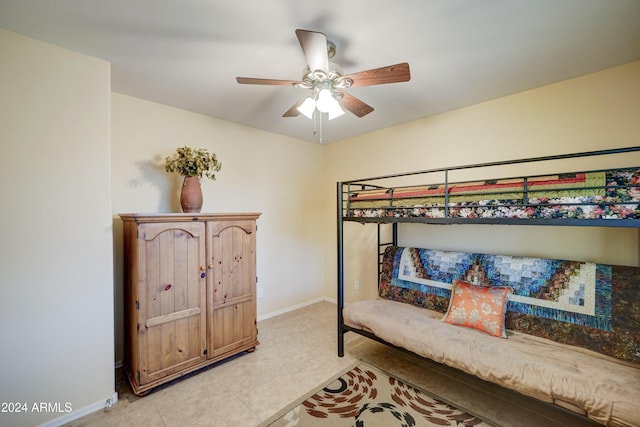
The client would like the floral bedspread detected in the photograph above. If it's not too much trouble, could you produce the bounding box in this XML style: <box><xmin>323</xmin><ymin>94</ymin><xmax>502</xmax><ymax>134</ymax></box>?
<box><xmin>347</xmin><ymin>169</ymin><xmax>640</xmax><ymax>220</ymax></box>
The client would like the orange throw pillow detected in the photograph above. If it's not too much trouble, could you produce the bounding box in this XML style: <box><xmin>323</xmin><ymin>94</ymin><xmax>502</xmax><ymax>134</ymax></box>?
<box><xmin>442</xmin><ymin>280</ymin><xmax>511</xmax><ymax>338</ymax></box>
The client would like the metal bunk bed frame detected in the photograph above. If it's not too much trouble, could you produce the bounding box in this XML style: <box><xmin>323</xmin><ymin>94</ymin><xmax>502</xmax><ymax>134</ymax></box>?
<box><xmin>337</xmin><ymin>146</ymin><xmax>640</xmax><ymax>357</ymax></box>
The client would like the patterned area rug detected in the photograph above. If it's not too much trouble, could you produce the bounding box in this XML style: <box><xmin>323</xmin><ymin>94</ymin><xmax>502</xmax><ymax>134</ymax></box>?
<box><xmin>260</xmin><ymin>363</ymin><xmax>492</xmax><ymax>427</ymax></box>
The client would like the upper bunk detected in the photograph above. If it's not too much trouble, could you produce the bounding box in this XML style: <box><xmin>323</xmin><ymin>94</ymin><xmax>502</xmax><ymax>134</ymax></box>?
<box><xmin>338</xmin><ymin>146</ymin><xmax>640</xmax><ymax>228</ymax></box>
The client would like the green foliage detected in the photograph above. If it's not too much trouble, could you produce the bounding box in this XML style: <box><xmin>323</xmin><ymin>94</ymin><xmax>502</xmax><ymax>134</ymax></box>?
<box><xmin>165</xmin><ymin>146</ymin><xmax>222</xmax><ymax>180</ymax></box>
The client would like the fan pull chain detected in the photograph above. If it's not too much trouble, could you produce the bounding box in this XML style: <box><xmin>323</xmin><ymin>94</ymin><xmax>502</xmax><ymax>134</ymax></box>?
<box><xmin>313</xmin><ymin>109</ymin><xmax>323</xmax><ymax>143</ymax></box>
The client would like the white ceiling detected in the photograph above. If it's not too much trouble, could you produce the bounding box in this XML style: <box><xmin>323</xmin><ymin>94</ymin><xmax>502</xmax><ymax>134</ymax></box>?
<box><xmin>1</xmin><ymin>0</ymin><xmax>640</xmax><ymax>144</ymax></box>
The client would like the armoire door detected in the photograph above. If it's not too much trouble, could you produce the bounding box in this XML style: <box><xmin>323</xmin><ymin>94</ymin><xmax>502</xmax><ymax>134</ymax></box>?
<box><xmin>135</xmin><ymin>221</ymin><xmax>207</xmax><ymax>385</ymax></box>
<box><xmin>207</xmin><ymin>219</ymin><xmax>258</xmax><ymax>358</ymax></box>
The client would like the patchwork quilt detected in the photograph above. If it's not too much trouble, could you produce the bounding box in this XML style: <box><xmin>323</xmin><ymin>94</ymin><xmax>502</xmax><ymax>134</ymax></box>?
<box><xmin>347</xmin><ymin>168</ymin><xmax>640</xmax><ymax>220</ymax></box>
<box><xmin>379</xmin><ymin>246</ymin><xmax>640</xmax><ymax>363</ymax></box>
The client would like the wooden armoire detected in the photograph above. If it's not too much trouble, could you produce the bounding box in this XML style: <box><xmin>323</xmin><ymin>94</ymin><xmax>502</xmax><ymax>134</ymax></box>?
<box><xmin>119</xmin><ymin>213</ymin><xmax>261</xmax><ymax>395</ymax></box>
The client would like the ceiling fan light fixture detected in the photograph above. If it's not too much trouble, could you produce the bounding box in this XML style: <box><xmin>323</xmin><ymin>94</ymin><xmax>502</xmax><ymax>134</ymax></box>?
<box><xmin>297</xmin><ymin>97</ymin><xmax>316</xmax><ymax>119</ymax></box>
<box><xmin>236</xmin><ymin>29</ymin><xmax>410</xmax><ymax>138</ymax></box>
<box><xmin>316</xmin><ymin>88</ymin><xmax>338</xmax><ymax>113</ymax></box>
<box><xmin>328</xmin><ymin>104</ymin><xmax>345</xmax><ymax>120</ymax></box>
<box><xmin>320</xmin><ymin>90</ymin><xmax>344</xmax><ymax>119</ymax></box>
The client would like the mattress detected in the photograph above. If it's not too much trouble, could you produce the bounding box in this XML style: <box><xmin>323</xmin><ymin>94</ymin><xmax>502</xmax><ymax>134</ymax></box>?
<box><xmin>343</xmin><ymin>299</ymin><xmax>640</xmax><ymax>427</ymax></box>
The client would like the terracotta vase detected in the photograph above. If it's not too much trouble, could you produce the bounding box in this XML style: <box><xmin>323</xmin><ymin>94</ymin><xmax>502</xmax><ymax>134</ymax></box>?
<box><xmin>180</xmin><ymin>176</ymin><xmax>203</xmax><ymax>213</ymax></box>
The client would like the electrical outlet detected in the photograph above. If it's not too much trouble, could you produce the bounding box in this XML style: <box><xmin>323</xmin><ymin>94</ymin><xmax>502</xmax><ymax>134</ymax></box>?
<box><xmin>355</xmin><ymin>280</ymin><xmax>360</xmax><ymax>290</ymax></box>
<box><xmin>257</xmin><ymin>288</ymin><xmax>264</xmax><ymax>298</ymax></box>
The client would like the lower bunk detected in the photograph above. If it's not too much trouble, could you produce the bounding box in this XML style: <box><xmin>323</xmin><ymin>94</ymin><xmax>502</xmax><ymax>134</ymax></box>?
<box><xmin>339</xmin><ymin>246</ymin><xmax>640</xmax><ymax>427</ymax></box>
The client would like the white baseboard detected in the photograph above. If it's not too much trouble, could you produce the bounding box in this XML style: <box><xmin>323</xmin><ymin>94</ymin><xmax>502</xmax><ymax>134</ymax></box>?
<box><xmin>257</xmin><ymin>296</ymin><xmax>336</xmax><ymax>321</ymax></box>
<box><xmin>40</xmin><ymin>392</ymin><xmax>118</xmax><ymax>427</ymax></box>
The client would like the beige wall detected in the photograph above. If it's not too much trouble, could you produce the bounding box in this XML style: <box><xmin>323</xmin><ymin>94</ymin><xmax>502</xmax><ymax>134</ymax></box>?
<box><xmin>324</xmin><ymin>61</ymin><xmax>640</xmax><ymax>303</ymax></box>
<box><xmin>110</xmin><ymin>93</ymin><xmax>326</xmax><ymax>363</ymax></box>
<box><xmin>0</xmin><ymin>29</ymin><xmax>115</xmax><ymax>426</ymax></box>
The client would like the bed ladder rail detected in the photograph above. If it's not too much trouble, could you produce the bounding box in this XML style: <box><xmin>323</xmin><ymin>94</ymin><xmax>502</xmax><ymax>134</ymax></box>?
<box><xmin>377</xmin><ymin>223</ymin><xmax>397</xmax><ymax>292</ymax></box>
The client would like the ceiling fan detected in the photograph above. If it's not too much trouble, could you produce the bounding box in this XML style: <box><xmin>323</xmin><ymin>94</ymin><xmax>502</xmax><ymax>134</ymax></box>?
<box><xmin>236</xmin><ymin>29</ymin><xmax>411</xmax><ymax>121</ymax></box>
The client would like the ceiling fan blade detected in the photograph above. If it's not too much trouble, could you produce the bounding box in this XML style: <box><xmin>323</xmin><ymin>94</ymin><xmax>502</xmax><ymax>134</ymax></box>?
<box><xmin>295</xmin><ymin>29</ymin><xmax>329</xmax><ymax>73</ymax></box>
<box><xmin>236</xmin><ymin>77</ymin><xmax>300</xmax><ymax>86</ymax></box>
<box><xmin>342</xmin><ymin>62</ymin><xmax>410</xmax><ymax>87</ymax></box>
<box><xmin>336</xmin><ymin>91</ymin><xmax>374</xmax><ymax>118</ymax></box>
<box><xmin>282</xmin><ymin>98</ymin><xmax>306</xmax><ymax>117</ymax></box>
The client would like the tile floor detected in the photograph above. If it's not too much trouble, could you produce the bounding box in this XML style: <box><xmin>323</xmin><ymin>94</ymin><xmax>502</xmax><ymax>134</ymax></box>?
<box><xmin>65</xmin><ymin>301</ymin><xmax>597</xmax><ymax>426</ymax></box>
